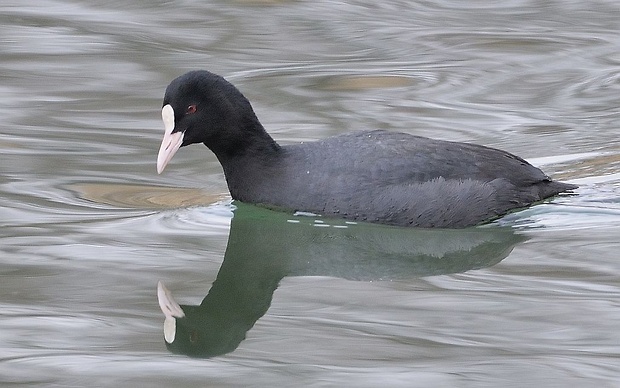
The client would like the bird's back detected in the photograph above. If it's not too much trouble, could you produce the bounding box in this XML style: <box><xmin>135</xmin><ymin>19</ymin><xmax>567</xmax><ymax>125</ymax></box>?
<box><xmin>238</xmin><ymin>130</ymin><xmax>575</xmax><ymax>227</ymax></box>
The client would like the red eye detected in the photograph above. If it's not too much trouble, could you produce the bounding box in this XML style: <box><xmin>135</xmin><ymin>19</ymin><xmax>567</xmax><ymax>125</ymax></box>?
<box><xmin>186</xmin><ymin>104</ymin><xmax>197</xmax><ymax>114</ymax></box>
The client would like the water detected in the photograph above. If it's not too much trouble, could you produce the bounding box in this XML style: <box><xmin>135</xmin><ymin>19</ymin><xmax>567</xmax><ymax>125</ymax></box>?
<box><xmin>1</xmin><ymin>0</ymin><xmax>619</xmax><ymax>386</ymax></box>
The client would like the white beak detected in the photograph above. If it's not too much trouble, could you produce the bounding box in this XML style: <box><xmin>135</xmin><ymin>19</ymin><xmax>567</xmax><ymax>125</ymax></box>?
<box><xmin>157</xmin><ymin>104</ymin><xmax>184</xmax><ymax>174</ymax></box>
<box><xmin>157</xmin><ymin>281</ymin><xmax>185</xmax><ymax>343</ymax></box>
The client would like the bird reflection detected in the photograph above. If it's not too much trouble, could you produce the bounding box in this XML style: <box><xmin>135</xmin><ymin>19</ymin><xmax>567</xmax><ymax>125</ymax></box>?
<box><xmin>157</xmin><ymin>203</ymin><xmax>526</xmax><ymax>358</ymax></box>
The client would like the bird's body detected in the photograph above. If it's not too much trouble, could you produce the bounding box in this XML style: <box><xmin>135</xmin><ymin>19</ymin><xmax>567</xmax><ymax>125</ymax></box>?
<box><xmin>157</xmin><ymin>70</ymin><xmax>576</xmax><ymax>228</ymax></box>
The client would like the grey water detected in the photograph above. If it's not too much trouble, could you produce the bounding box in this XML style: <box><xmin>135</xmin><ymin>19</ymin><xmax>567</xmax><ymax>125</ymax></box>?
<box><xmin>1</xmin><ymin>1</ymin><xmax>619</xmax><ymax>386</ymax></box>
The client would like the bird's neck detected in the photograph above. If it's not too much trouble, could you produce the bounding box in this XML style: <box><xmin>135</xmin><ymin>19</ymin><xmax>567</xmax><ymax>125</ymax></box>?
<box><xmin>212</xmin><ymin>120</ymin><xmax>284</xmax><ymax>202</ymax></box>
<box><xmin>211</xmin><ymin>124</ymin><xmax>281</xmax><ymax>163</ymax></box>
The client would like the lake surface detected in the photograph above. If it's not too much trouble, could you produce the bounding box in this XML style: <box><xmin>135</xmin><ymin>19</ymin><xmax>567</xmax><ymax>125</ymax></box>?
<box><xmin>1</xmin><ymin>0</ymin><xmax>619</xmax><ymax>386</ymax></box>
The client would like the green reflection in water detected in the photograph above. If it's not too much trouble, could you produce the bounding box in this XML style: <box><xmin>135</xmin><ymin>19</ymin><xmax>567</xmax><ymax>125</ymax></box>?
<box><xmin>158</xmin><ymin>203</ymin><xmax>525</xmax><ymax>357</ymax></box>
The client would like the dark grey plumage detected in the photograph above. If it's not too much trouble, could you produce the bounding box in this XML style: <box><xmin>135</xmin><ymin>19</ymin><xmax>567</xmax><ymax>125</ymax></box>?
<box><xmin>159</xmin><ymin>70</ymin><xmax>576</xmax><ymax>228</ymax></box>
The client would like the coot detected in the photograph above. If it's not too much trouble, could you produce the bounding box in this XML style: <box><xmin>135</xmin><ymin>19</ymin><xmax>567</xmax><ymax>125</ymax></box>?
<box><xmin>157</xmin><ymin>70</ymin><xmax>576</xmax><ymax>228</ymax></box>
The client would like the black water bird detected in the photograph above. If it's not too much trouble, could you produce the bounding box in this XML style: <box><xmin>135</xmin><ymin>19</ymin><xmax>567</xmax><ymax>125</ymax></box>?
<box><xmin>157</xmin><ymin>70</ymin><xmax>576</xmax><ymax>227</ymax></box>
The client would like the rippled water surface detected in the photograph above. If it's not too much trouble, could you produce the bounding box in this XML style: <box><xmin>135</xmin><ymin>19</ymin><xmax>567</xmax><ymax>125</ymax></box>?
<box><xmin>1</xmin><ymin>1</ymin><xmax>619</xmax><ymax>386</ymax></box>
